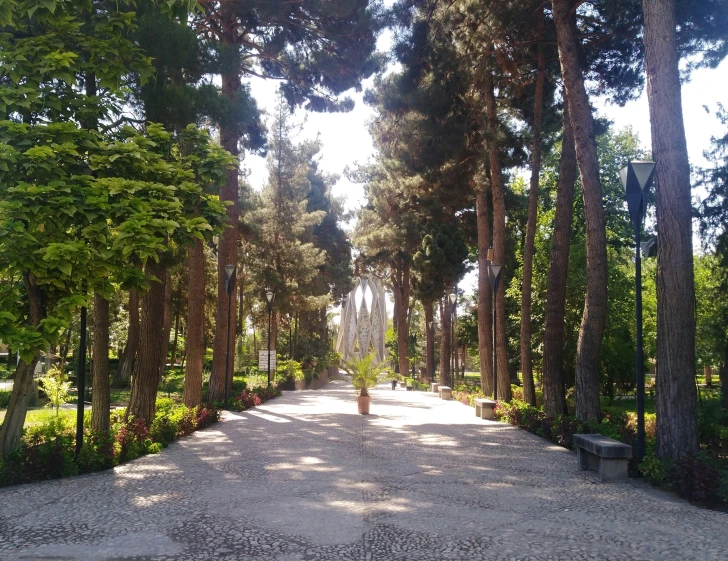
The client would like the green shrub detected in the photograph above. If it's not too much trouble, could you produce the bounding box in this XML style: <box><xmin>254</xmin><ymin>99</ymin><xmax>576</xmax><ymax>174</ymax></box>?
<box><xmin>639</xmin><ymin>453</ymin><xmax>671</xmax><ymax>484</ymax></box>
<box><xmin>149</xmin><ymin>415</ymin><xmax>177</xmax><ymax>447</ymax></box>
<box><xmin>147</xmin><ymin>442</ymin><xmax>163</xmax><ymax>454</ymax></box>
<box><xmin>0</xmin><ymin>390</ymin><xmax>11</xmax><ymax>408</ymax></box>
<box><xmin>155</xmin><ymin>397</ymin><xmax>177</xmax><ymax>415</ymax></box>
<box><xmin>276</xmin><ymin>360</ymin><xmax>305</xmax><ymax>383</ymax></box>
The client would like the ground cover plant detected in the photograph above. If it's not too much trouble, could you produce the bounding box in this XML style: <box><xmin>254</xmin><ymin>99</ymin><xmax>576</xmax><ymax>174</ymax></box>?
<box><xmin>0</xmin><ymin>399</ymin><xmax>220</xmax><ymax>487</ymax></box>
<box><xmin>453</xmin><ymin>384</ymin><xmax>728</xmax><ymax>506</ymax></box>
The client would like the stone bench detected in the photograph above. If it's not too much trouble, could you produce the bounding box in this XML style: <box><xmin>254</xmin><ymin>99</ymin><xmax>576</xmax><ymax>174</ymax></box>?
<box><xmin>474</xmin><ymin>398</ymin><xmax>496</xmax><ymax>420</ymax></box>
<box><xmin>573</xmin><ymin>434</ymin><xmax>632</xmax><ymax>482</ymax></box>
<box><xmin>438</xmin><ymin>386</ymin><xmax>452</xmax><ymax>400</ymax></box>
<box><xmin>431</xmin><ymin>383</ymin><xmax>440</xmax><ymax>393</ymax></box>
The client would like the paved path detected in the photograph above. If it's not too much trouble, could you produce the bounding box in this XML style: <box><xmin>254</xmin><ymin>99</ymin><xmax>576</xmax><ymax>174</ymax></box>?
<box><xmin>1</xmin><ymin>381</ymin><xmax>726</xmax><ymax>561</ymax></box>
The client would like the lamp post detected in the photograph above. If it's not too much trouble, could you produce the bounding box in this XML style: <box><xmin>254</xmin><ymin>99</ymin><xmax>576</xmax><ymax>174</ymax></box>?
<box><xmin>449</xmin><ymin>292</ymin><xmax>457</xmax><ymax>389</ymax></box>
<box><xmin>223</xmin><ymin>264</ymin><xmax>236</xmax><ymax>409</ymax></box>
<box><xmin>619</xmin><ymin>160</ymin><xmax>655</xmax><ymax>463</ymax></box>
<box><xmin>487</xmin><ymin>247</ymin><xmax>503</xmax><ymax>400</ymax></box>
<box><xmin>265</xmin><ymin>291</ymin><xmax>274</xmax><ymax>387</ymax></box>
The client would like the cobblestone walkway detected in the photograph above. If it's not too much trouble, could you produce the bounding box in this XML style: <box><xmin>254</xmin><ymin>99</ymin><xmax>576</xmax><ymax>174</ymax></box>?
<box><xmin>2</xmin><ymin>380</ymin><xmax>727</xmax><ymax>561</ymax></box>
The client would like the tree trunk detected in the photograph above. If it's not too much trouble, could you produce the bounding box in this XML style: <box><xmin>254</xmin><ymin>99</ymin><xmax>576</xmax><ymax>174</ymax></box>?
<box><xmin>642</xmin><ymin>0</ymin><xmax>699</xmax><ymax>460</ymax></box>
<box><xmin>127</xmin><ymin>260</ymin><xmax>167</xmax><ymax>425</ymax></box>
<box><xmin>0</xmin><ymin>272</ymin><xmax>43</xmax><ymax>458</ymax></box>
<box><xmin>184</xmin><ymin>239</ymin><xmax>205</xmax><ymax>407</ymax></box>
<box><xmin>170</xmin><ymin>312</ymin><xmax>180</xmax><ymax>368</ymax></box>
<box><xmin>453</xmin><ymin>296</ymin><xmax>460</xmax><ymax>380</ymax></box>
<box><xmin>424</xmin><ymin>302</ymin><xmax>435</xmax><ymax>383</ymax></box>
<box><xmin>520</xmin><ymin>23</ymin><xmax>546</xmax><ymax>407</ymax></box>
<box><xmin>209</xmin><ymin>6</ymin><xmax>241</xmax><ymax>403</ymax></box>
<box><xmin>542</xmin><ymin>106</ymin><xmax>577</xmax><ymax>417</ymax></box>
<box><xmin>720</xmin><ymin>341</ymin><xmax>727</xmax><ymax>409</ymax></box>
<box><xmin>439</xmin><ymin>295</ymin><xmax>451</xmax><ymax>386</ymax></box>
<box><xmin>390</xmin><ymin>261</ymin><xmax>410</xmax><ymax>375</ymax></box>
<box><xmin>117</xmin><ymin>289</ymin><xmax>139</xmax><ymax>381</ymax></box>
<box><xmin>59</xmin><ymin>327</ymin><xmax>72</xmax><ymax>374</ymax></box>
<box><xmin>91</xmin><ymin>293</ymin><xmax>110</xmax><ymax>432</ymax></box>
<box><xmin>159</xmin><ymin>269</ymin><xmax>173</xmax><ymax>375</ymax></box>
<box><xmin>395</xmin><ymin>262</ymin><xmax>410</xmax><ymax>378</ymax></box>
<box><xmin>476</xmin><ymin>182</ymin><xmax>494</xmax><ymax>395</ymax></box>
<box><xmin>485</xmin><ymin>75</ymin><xmax>511</xmax><ymax>402</ymax></box>
<box><xmin>552</xmin><ymin>0</ymin><xmax>607</xmax><ymax>421</ymax></box>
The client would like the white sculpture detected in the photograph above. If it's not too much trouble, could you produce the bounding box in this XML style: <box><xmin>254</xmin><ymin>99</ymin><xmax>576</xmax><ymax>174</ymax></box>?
<box><xmin>336</xmin><ymin>277</ymin><xmax>387</xmax><ymax>363</ymax></box>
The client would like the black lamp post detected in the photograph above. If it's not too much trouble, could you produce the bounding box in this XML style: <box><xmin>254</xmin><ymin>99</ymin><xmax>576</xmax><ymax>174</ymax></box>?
<box><xmin>265</xmin><ymin>291</ymin><xmax>274</xmax><ymax>387</ymax></box>
<box><xmin>449</xmin><ymin>292</ymin><xmax>457</xmax><ymax>389</ymax></box>
<box><xmin>487</xmin><ymin>247</ymin><xmax>503</xmax><ymax>400</ymax></box>
<box><xmin>223</xmin><ymin>264</ymin><xmax>236</xmax><ymax>409</ymax></box>
<box><xmin>619</xmin><ymin>160</ymin><xmax>655</xmax><ymax>463</ymax></box>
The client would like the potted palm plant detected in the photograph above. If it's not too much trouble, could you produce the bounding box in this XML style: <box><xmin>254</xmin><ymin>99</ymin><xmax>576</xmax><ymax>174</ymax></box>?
<box><xmin>343</xmin><ymin>352</ymin><xmax>384</xmax><ymax>414</ymax></box>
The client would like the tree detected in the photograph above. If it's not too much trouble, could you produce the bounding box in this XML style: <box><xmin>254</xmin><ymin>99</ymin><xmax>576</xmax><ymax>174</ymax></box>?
<box><xmin>412</xmin><ymin>225</ymin><xmax>469</xmax><ymax>385</ymax></box>
<box><xmin>244</xmin><ymin>96</ymin><xmax>328</xmax><ymax>373</ymax></box>
<box><xmin>642</xmin><ymin>0</ymin><xmax>698</xmax><ymax>460</ymax></box>
<box><xmin>542</xmin><ymin>107</ymin><xmax>577</xmax><ymax>416</ymax></box>
<box><xmin>699</xmin><ymin>107</ymin><xmax>728</xmax><ymax>408</ymax></box>
<box><xmin>193</xmin><ymin>0</ymin><xmax>381</xmax><ymax>403</ymax></box>
<box><xmin>551</xmin><ymin>0</ymin><xmax>608</xmax><ymax>421</ymax></box>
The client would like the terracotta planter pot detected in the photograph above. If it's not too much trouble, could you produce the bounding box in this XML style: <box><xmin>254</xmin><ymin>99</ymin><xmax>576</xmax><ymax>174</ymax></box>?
<box><xmin>357</xmin><ymin>395</ymin><xmax>371</xmax><ymax>415</ymax></box>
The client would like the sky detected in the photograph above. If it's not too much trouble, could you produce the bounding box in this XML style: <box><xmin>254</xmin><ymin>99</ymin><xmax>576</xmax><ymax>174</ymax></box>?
<box><xmin>242</xmin><ymin>32</ymin><xmax>728</xmax><ymax>313</ymax></box>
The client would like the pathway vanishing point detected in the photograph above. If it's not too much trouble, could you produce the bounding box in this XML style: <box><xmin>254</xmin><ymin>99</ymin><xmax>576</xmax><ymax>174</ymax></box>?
<box><xmin>1</xmin><ymin>380</ymin><xmax>727</xmax><ymax>561</ymax></box>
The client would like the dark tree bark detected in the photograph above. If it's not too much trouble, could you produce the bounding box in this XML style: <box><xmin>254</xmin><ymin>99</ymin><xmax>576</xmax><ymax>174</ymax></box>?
<box><xmin>59</xmin><ymin>327</ymin><xmax>72</xmax><ymax>374</ymax></box>
<box><xmin>424</xmin><ymin>301</ymin><xmax>436</xmax><ymax>383</ymax></box>
<box><xmin>117</xmin><ymin>289</ymin><xmax>139</xmax><ymax>381</ymax></box>
<box><xmin>91</xmin><ymin>293</ymin><xmax>110</xmax><ymax>432</ymax></box>
<box><xmin>520</xmin><ymin>20</ymin><xmax>546</xmax><ymax>407</ymax></box>
<box><xmin>184</xmin><ymin>240</ymin><xmax>205</xmax><ymax>407</ymax></box>
<box><xmin>542</xmin><ymin>106</ymin><xmax>577</xmax><ymax>417</ymax></box>
<box><xmin>643</xmin><ymin>0</ymin><xmax>699</xmax><ymax>460</ymax></box>
<box><xmin>439</xmin><ymin>294</ymin><xmax>451</xmax><ymax>386</ymax></box>
<box><xmin>159</xmin><ymin>269</ymin><xmax>173</xmax><ymax>375</ymax></box>
<box><xmin>485</xmin><ymin>75</ymin><xmax>511</xmax><ymax>402</ymax></box>
<box><xmin>127</xmin><ymin>260</ymin><xmax>167</xmax><ymax>425</ymax></box>
<box><xmin>209</xmin><ymin>5</ymin><xmax>241</xmax><ymax>403</ymax></box>
<box><xmin>552</xmin><ymin>0</ymin><xmax>607</xmax><ymax>421</ymax></box>
<box><xmin>0</xmin><ymin>272</ymin><xmax>43</xmax><ymax>458</ymax></box>
<box><xmin>476</xmin><ymin>182</ymin><xmax>494</xmax><ymax>395</ymax></box>
<box><xmin>720</xmin><ymin>342</ymin><xmax>727</xmax><ymax>409</ymax></box>
<box><xmin>170</xmin><ymin>311</ymin><xmax>180</xmax><ymax>368</ymax></box>
<box><xmin>391</xmin><ymin>260</ymin><xmax>411</xmax><ymax>377</ymax></box>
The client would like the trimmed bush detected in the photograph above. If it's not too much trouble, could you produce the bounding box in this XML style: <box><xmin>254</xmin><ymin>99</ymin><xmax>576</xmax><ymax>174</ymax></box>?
<box><xmin>0</xmin><ymin>401</ymin><xmax>220</xmax><ymax>487</ymax></box>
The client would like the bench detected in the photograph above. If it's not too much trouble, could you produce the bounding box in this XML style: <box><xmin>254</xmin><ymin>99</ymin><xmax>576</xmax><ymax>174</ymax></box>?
<box><xmin>573</xmin><ymin>434</ymin><xmax>632</xmax><ymax>482</ymax></box>
<box><xmin>474</xmin><ymin>398</ymin><xmax>497</xmax><ymax>420</ymax></box>
<box><xmin>431</xmin><ymin>383</ymin><xmax>440</xmax><ymax>393</ymax></box>
<box><xmin>438</xmin><ymin>386</ymin><xmax>452</xmax><ymax>400</ymax></box>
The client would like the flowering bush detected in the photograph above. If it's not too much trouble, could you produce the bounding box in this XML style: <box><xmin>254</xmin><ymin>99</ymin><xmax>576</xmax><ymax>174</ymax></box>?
<box><xmin>0</xmin><ymin>400</ymin><xmax>221</xmax><ymax>488</ymax></box>
<box><xmin>468</xmin><ymin>389</ymin><xmax>727</xmax><ymax>506</ymax></box>
<box><xmin>231</xmin><ymin>384</ymin><xmax>281</xmax><ymax>411</ymax></box>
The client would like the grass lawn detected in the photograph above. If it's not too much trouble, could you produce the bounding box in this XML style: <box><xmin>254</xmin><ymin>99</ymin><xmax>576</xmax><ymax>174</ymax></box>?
<box><xmin>0</xmin><ymin>407</ymin><xmax>76</xmax><ymax>427</ymax></box>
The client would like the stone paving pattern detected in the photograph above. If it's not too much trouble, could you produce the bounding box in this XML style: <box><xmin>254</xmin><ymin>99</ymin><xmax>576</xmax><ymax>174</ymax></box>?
<box><xmin>1</xmin><ymin>380</ymin><xmax>727</xmax><ymax>561</ymax></box>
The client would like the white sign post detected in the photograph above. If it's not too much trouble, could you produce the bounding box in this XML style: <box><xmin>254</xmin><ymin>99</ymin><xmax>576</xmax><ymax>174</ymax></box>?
<box><xmin>258</xmin><ymin>350</ymin><xmax>277</xmax><ymax>371</ymax></box>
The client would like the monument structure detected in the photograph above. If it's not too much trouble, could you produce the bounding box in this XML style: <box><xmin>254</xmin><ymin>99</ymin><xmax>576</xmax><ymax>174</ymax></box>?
<box><xmin>336</xmin><ymin>277</ymin><xmax>387</xmax><ymax>363</ymax></box>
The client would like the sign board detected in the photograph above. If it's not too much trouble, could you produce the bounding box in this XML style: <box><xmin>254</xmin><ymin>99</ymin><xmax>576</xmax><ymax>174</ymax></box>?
<box><xmin>258</xmin><ymin>350</ymin><xmax>277</xmax><ymax>371</ymax></box>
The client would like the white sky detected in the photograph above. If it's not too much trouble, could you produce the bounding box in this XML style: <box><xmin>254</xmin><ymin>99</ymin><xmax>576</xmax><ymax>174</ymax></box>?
<box><xmin>243</xmin><ymin>33</ymin><xmax>728</xmax><ymax>312</ymax></box>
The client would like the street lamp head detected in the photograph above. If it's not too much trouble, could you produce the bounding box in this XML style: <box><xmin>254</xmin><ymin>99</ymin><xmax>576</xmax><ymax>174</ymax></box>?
<box><xmin>224</xmin><ymin>264</ymin><xmax>236</xmax><ymax>281</ymax></box>
<box><xmin>265</xmin><ymin>291</ymin><xmax>274</xmax><ymax>304</ymax></box>
<box><xmin>428</xmin><ymin>321</ymin><xmax>433</xmax><ymax>330</ymax></box>
<box><xmin>488</xmin><ymin>262</ymin><xmax>503</xmax><ymax>292</ymax></box>
<box><xmin>449</xmin><ymin>293</ymin><xmax>457</xmax><ymax>305</ymax></box>
<box><xmin>619</xmin><ymin>160</ymin><xmax>655</xmax><ymax>230</ymax></box>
